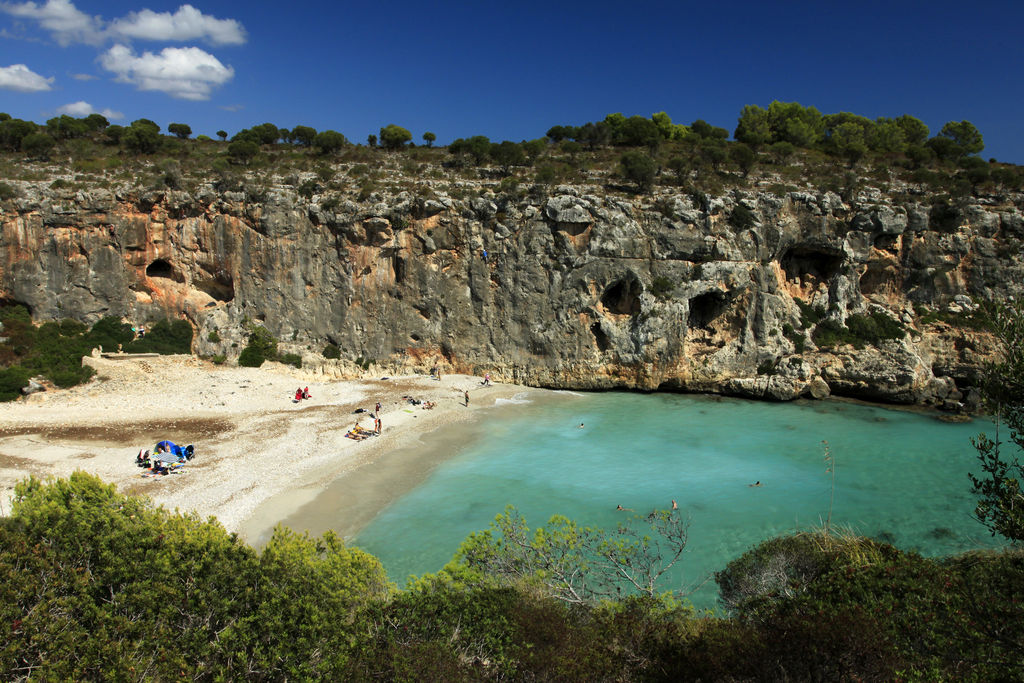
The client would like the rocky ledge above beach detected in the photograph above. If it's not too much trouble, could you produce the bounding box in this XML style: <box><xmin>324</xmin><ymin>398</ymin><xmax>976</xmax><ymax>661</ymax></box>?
<box><xmin>1</xmin><ymin>172</ymin><xmax>1021</xmax><ymax>410</ymax></box>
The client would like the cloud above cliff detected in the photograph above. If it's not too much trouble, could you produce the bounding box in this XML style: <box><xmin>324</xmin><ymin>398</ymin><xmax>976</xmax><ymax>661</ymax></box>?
<box><xmin>99</xmin><ymin>44</ymin><xmax>234</xmax><ymax>100</ymax></box>
<box><xmin>0</xmin><ymin>1</ymin><xmax>244</xmax><ymax>100</ymax></box>
<box><xmin>0</xmin><ymin>0</ymin><xmax>103</xmax><ymax>45</ymax></box>
<box><xmin>56</xmin><ymin>100</ymin><xmax>122</xmax><ymax>119</ymax></box>
<box><xmin>0</xmin><ymin>0</ymin><xmax>244</xmax><ymax>46</ymax></box>
<box><xmin>108</xmin><ymin>5</ymin><xmax>245</xmax><ymax>46</ymax></box>
<box><xmin>0</xmin><ymin>62</ymin><xmax>53</xmax><ymax>91</ymax></box>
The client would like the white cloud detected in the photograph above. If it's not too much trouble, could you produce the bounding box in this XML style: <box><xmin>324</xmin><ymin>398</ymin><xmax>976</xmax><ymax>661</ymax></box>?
<box><xmin>1</xmin><ymin>0</ymin><xmax>103</xmax><ymax>46</ymax></box>
<box><xmin>99</xmin><ymin>43</ymin><xmax>234</xmax><ymax>100</ymax></box>
<box><xmin>109</xmin><ymin>4</ymin><xmax>245</xmax><ymax>45</ymax></box>
<box><xmin>219</xmin><ymin>103</ymin><xmax>243</xmax><ymax>112</ymax></box>
<box><xmin>56</xmin><ymin>100</ymin><xmax>123</xmax><ymax>119</ymax></box>
<box><xmin>0</xmin><ymin>62</ymin><xmax>53</xmax><ymax>91</ymax></box>
<box><xmin>70</xmin><ymin>72</ymin><xmax>97</xmax><ymax>80</ymax></box>
<box><xmin>1</xmin><ymin>1</ymin><xmax>246</xmax><ymax>46</ymax></box>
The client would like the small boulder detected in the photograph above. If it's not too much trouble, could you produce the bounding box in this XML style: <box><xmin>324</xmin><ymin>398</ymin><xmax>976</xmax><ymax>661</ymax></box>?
<box><xmin>807</xmin><ymin>376</ymin><xmax>831</xmax><ymax>399</ymax></box>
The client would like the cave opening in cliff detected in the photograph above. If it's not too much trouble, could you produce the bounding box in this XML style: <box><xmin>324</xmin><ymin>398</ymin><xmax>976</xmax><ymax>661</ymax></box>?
<box><xmin>874</xmin><ymin>234</ymin><xmax>900</xmax><ymax>255</ymax></box>
<box><xmin>146</xmin><ymin>258</ymin><xmax>183</xmax><ymax>282</ymax></box>
<box><xmin>591</xmin><ymin>322</ymin><xmax>610</xmax><ymax>351</ymax></box>
<box><xmin>196</xmin><ymin>273</ymin><xmax>234</xmax><ymax>302</ymax></box>
<box><xmin>689</xmin><ymin>292</ymin><xmax>728</xmax><ymax>329</ymax></box>
<box><xmin>394</xmin><ymin>256</ymin><xmax>406</xmax><ymax>284</ymax></box>
<box><xmin>780</xmin><ymin>246</ymin><xmax>844</xmax><ymax>288</ymax></box>
<box><xmin>600</xmin><ymin>276</ymin><xmax>642</xmax><ymax>315</ymax></box>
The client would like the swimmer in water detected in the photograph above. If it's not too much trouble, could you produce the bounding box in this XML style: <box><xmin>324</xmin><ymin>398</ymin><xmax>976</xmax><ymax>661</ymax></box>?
<box><xmin>671</xmin><ymin>499</ymin><xmax>678</xmax><ymax>510</ymax></box>
<box><xmin>578</xmin><ymin>422</ymin><xmax>584</xmax><ymax>428</ymax></box>
<box><xmin>749</xmin><ymin>481</ymin><xmax>763</xmax><ymax>487</ymax></box>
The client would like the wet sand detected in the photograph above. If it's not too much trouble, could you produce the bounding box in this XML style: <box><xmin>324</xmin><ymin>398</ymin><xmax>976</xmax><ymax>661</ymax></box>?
<box><xmin>246</xmin><ymin>391</ymin><xmax>551</xmax><ymax>545</ymax></box>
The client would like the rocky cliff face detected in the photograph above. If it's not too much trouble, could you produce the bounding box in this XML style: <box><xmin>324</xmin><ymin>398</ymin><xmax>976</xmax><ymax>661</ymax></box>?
<box><xmin>1</xmin><ymin>174</ymin><xmax>1021</xmax><ymax>408</ymax></box>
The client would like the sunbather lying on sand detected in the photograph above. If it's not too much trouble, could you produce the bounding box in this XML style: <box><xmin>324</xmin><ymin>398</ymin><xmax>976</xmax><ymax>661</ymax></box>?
<box><xmin>345</xmin><ymin>424</ymin><xmax>377</xmax><ymax>440</ymax></box>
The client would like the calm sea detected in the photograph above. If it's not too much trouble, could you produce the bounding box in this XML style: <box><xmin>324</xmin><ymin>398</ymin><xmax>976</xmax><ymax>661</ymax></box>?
<box><xmin>290</xmin><ymin>391</ymin><xmax>1005</xmax><ymax>609</ymax></box>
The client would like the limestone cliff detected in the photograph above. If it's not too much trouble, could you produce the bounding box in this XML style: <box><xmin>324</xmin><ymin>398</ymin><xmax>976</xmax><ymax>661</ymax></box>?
<box><xmin>1</xmin><ymin>174</ymin><xmax>1021</xmax><ymax>408</ymax></box>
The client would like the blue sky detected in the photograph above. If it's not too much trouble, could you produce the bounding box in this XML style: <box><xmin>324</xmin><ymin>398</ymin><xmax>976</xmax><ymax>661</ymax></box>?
<box><xmin>1</xmin><ymin>0</ymin><xmax>1022</xmax><ymax>163</ymax></box>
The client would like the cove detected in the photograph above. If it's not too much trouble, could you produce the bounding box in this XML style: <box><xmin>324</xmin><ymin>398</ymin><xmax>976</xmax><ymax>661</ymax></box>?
<box><xmin>293</xmin><ymin>392</ymin><xmax>1005</xmax><ymax>609</ymax></box>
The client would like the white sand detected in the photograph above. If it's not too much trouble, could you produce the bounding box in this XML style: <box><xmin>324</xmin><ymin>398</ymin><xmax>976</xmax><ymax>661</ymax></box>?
<box><xmin>0</xmin><ymin>355</ymin><xmax>526</xmax><ymax>540</ymax></box>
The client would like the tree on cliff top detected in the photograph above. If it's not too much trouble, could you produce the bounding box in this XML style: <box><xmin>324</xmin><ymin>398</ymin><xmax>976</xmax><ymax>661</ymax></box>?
<box><xmin>314</xmin><ymin>130</ymin><xmax>347</xmax><ymax>155</ymax></box>
<box><xmin>167</xmin><ymin>122</ymin><xmax>192</xmax><ymax>139</ymax></box>
<box><xmin>379</xmin><ymin>124</ymin><xmax>412</xmax><ymax>150</ymax></box>
<box><xmin>970</xmin><ymin>300</ymin><xmax>1024</xmax><ymax>543</ymax></box>
<box><xmin>939</xmin><ymin>120</ymin><xmax>985</xmax><ymax>158</ymax></box>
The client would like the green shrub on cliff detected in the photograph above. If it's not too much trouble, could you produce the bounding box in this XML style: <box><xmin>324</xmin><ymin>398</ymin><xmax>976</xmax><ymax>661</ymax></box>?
<box><xmin>0</xmin><ymin>311</ymin><xmax>194</xmax><ymax>400</ymax></box>
<box><xmin>238</xmin><ymin>325</ymin><xmax>278</xmax><ymax>367</ymax></box>
<box><xmin>124</xmin><ymin>318</ymin><xmax>193</xmax><ymax>355</ymax></box>
<box><xmin>0</xmin><ymin>366</ymin><xmax>30</xmax><ymax>401</ymax></box>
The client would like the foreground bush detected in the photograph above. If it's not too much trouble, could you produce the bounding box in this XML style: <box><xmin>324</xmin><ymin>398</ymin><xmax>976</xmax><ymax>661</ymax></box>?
<box><xmin>1</xmin><ymin>476</ymin><xmax>1021</xmax><ymax>680</ymax></box>
<box><xmin>717</xmin><ymin>530</ymin><xmax>1024</xmax><ymax>680</ymax></box>
<box><xmin>1</xmin><ymin>473</ymin><xmax>389</xmax><ymax>679</ymax></box>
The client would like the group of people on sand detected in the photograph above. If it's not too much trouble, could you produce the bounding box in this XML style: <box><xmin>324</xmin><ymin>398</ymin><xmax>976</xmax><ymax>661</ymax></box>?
<box><xmin>293</xmin><ymin>386</ymin><xmax>312</xmax><ymax>402</ymax></box>
<box><xmin>135</xmin><ymin>440</ymin><xmax>194</xmax><ymax>477</ymax></box>
<box><xmin>402</xmin><ymin>395</ymin><xmax>436</xmax><ymax>409</ymax></box>
<box><xmin>346</xmin><ymin>401</ymin><xmax>384</xmax><ymax>440</ymax></box>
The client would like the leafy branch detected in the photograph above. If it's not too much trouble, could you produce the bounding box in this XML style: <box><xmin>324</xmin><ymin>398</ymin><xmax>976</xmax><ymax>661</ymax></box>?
<box><xmin>453</xmin><ymin>505</ymin><xmax>691</xmax><ymax>605</ymax></box>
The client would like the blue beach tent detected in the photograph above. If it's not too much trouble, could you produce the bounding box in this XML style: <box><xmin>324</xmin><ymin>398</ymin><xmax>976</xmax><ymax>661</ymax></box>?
<box><xmin>154</xmin><ymin>441</ymin><xmax>194</xmax><ymax>462</ymax></box>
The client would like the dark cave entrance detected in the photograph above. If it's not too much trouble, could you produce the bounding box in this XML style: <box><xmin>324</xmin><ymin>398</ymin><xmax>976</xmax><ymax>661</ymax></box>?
<box><xmin>591</xmin><ymin>322</ymin><xmax>610</xmax><ymax>351</ymax></box>
<box><xmin>779</xmin><ymin>246</ymin><xmax>844</xmax><ymax>287</ymax></box>
<box><xmin>600</xmin><ymin>275</ymin><xmax>643</xmax><ymax>315</ymax></box>
<box><xmin>146</xmin><ymin>258</ymin><xmax>184</xmax><ymax>282</ymax></box>
<box><xmin>688</xmin><ymin>291</ymin><xmax>728</xmax><ymax>329</ymax></box>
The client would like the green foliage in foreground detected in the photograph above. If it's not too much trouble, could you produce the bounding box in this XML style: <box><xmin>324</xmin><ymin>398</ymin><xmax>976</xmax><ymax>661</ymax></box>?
<box><xmin>0</xmin><ymin>306</ymin><xmax>193</xmax><ymax>398</ymax></box>
<box><xmin>1</xmin><ymin>473</ymin><xmax>388</xmax><ymax>679</ymax></box>
<box><xmin>0</xmin><ymin>475</ymin><xmax>1021</xmax><ymax>680</ymax></box>
<box><xmin>1</xmin><ymin>475</ymin><xmax>1021</xmax><ymax>680</ymax></box>
<box><xmin>970</xmin><ymin>299</ymin><xmax>1024</xmax><ymax>542</ymax></box>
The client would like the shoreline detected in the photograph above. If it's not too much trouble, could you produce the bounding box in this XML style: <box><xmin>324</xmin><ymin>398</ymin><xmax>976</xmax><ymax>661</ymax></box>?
<box><xmin>0</xmin><ymin>354</ymin><xmax>974</xmax><ymax>547</ymax></box>
<box><xmin>236</xmin><ymin>385</ymin><xmax>545</xmax><ymax>545</ymax></box>
<box><xmin>0</xmin><ymin>355</ymin><xmax>526</xmax><ymax>538</ymax></box>
<box><xmin>247</xmin><ymin>388</ymin><xmax>561</xmax><ymax>546</ymax></box>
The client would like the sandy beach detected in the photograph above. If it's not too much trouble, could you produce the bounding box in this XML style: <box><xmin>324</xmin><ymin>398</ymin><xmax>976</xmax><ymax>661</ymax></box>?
<box><xmin>0</xmin><ymin>354</ymin><xmax>528</xmax><ymax>543</ymax></box>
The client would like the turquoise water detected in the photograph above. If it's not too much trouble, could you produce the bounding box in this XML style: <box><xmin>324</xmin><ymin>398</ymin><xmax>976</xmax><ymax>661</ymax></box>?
<box><xmin>352</xmin><ymin>392</ymin><xmax>1004</xmax><ymax>608</ymax></box>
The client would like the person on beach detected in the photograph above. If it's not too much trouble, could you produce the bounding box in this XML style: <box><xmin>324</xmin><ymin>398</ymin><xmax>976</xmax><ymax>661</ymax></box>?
<box><xmin>294</xmin><ymin>388</ymin><xmax>303</xmax><ymax>402</ymax></box>
<box><xmin>464</xmin><ymin>390</ymin><xmax>470</xmax><ymax>407</ymax></box>
<box><xmin>375</xmin><ymin>401</ymin><xmax>382</xmax><ymax>415</ymax></box>
<box><xmin>302</xmin><ymin>387</ymin><xmax>311</xmax><ymax>400</ymax></box>
<box><xmin>374</xmin><ymin>417</ymin><xmax>381</xmax><ymax>434</ymax></box>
